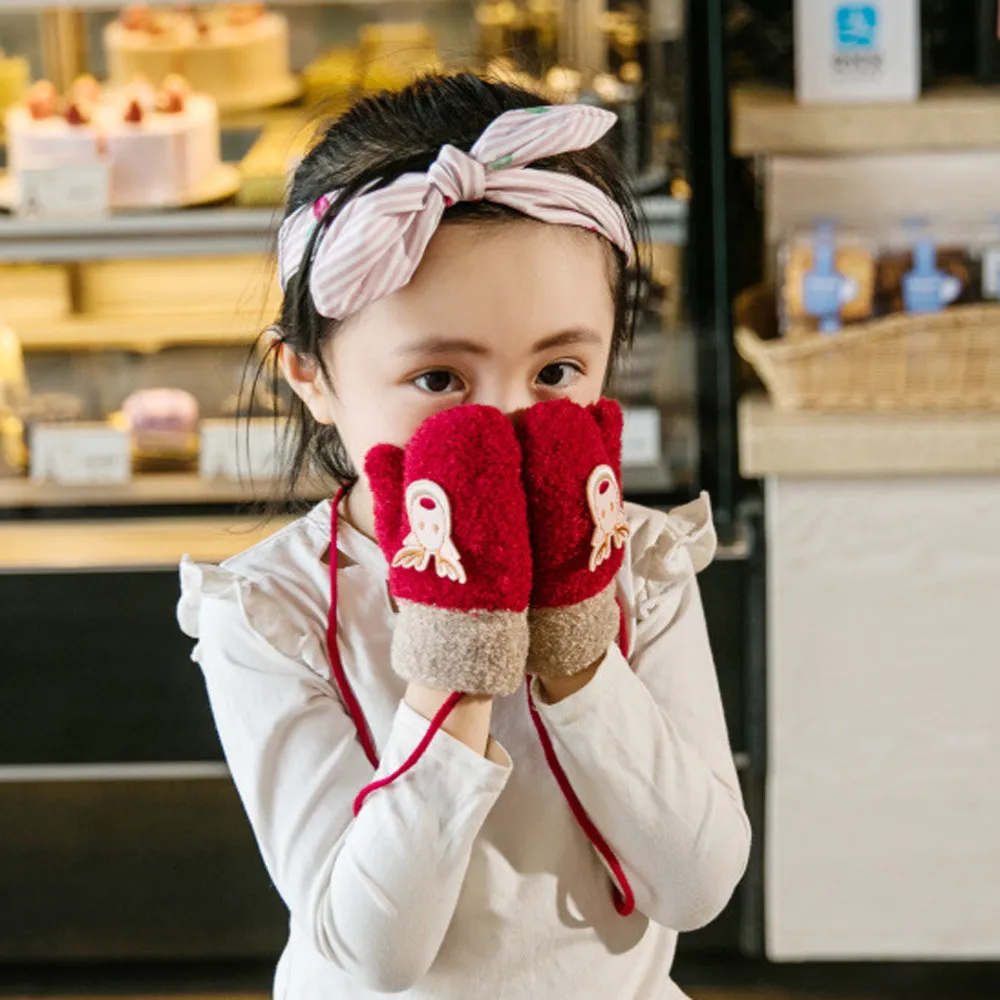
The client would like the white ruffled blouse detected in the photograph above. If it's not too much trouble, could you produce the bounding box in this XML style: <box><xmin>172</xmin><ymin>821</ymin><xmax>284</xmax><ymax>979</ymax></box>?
<box><xmin>177</xmin><ymin>495</ymin><xmax>750</xmax><ymax>1000</ymax></box>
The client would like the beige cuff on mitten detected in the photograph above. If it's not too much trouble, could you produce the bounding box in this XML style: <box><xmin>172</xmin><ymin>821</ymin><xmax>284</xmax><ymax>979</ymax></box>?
<box><xmin>525</xmin><ymin>581</ymin><xmax>620</xmax><ymax>678</ymax></box>
<box><xmin>392</xmin><ymin>600</ymin><xmax>529</xmax><ymax>697</ymax></box>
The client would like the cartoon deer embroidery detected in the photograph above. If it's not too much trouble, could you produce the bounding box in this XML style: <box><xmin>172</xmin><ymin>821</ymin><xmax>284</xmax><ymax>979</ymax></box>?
<box><xmin>392</xmin><ymin>479</ymin><xmax>467</xmax><ymax>584</ymax></box>
<box><xmin>586</xmin><ymin>464</ymin><xmax>630</xmax><ymax>572</ymax></box>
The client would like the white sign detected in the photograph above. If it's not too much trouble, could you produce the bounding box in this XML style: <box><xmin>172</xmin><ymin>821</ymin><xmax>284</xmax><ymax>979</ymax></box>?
<box><xmin>200</xmin><ymin>419</ymin><xmax>283</xmax><ymax>482</ymax></box>
<box><xmin>620</xmin><ymin>406</ymin><xmax>662</xmax><ymax>468</ymax></box>
<box><xmin>30</xmin><ymin>423</ymin><xmax>131</xmax><ymax>485</ymax></box>
<box><xmin>795</xmin><ymin>0</ymin><xmax>920</xmax><ymax>105</ymax></box>
<box><xmin>17</xmin><ymin>161</ymin><xmax>110</xmax><ymax>219</ymax></box>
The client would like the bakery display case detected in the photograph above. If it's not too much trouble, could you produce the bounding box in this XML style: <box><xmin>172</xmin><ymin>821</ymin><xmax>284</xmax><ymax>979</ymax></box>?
<box><xmin>0</xmin><ymin>0</ymin><xmax>759</xmax><ymax>965</ymax></box>
<box><xmin>0</xmin><ymin>0</ymin><xmax>694</xmax><ymax>511</ymax></box>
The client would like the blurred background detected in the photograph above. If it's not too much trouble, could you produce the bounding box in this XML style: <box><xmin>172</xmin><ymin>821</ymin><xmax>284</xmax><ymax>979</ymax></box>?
<box><xmin>0</xmin><ymin>0</ymin><xmax>998</xmax><ymax>997</ymax></box>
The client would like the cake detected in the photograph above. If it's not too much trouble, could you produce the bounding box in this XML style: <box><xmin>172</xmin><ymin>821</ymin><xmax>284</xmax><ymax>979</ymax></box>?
<box><xmin>104</xmin><ymin>3</ymin><xmax>298</xmax><ymax>113</ymax></box>
<box><xmin>5</xmin><ymin>75</ymin><xmax>222</xmax><ymax>210</ymax></box>
<box><xmin>0</xmin><ymin>47</ymin><xmax>29</xmax><ymax>124</ymax></box>
<box><xmin>121</xmin><ymin>387</ymin><xmax>200</xmax><ymax>462</ymax></box>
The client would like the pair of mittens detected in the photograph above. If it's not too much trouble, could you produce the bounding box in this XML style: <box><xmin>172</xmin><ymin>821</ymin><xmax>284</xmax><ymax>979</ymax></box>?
<box><xmin>364</xmin><ymin>398</ymin><xmax>630</xmax><ymax>697</ymax></box>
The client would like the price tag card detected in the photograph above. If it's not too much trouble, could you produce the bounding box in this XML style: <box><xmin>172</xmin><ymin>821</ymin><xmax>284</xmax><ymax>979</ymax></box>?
<box><xmin>621</xmin><ymin>406</ymin><xmax>662</xmax><ymax>468</ymax></box>
<box><xmin>30</xmin><ymin>423</ymin><xmax>131</xmax><ymax>485</ymax></box>
<box><xmin>17</xmin><ymin>162</ymin><xmax>110</xmax><ymax>219</ymax></box>
<box><xmin>200</xmin><ymin>418</ymin><xmax>282</xmax><ymax>482</ymax></box>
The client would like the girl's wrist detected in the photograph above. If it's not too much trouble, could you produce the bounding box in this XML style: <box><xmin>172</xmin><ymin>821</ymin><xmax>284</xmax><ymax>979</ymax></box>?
<box><xmin>405</xmin><ymin>684</ymin><xmax>493</xmax><ymax>757</ymax></box>
<box><xmin>535</xmin><ymin>660</ymin><xmax>601</xmax><ymax>705</ymax></box>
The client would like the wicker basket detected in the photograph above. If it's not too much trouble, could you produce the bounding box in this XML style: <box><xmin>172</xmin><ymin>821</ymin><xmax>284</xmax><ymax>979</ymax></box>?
<box><xmin>735</xmin><ymin>285</ymin><xmax>1000</xmax><ymax>412</ymax></box>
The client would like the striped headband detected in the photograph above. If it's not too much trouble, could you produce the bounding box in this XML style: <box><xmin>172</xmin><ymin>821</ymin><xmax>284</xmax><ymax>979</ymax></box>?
<box><xmin>277</xmin><ymin>104</ymin><xmax>634</xmax><ymax>321</ymax></box>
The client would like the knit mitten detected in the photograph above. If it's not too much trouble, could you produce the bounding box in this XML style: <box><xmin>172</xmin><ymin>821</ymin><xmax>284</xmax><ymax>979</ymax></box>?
<box><xmin>365</xmin><ymin>405</ymin><xmax>532</xmax><ymax>696</ymax></box>
<box><xmin>517</xmin><ymin>398</ymin><xmax>631</xmax><ymax>677</ymax></box>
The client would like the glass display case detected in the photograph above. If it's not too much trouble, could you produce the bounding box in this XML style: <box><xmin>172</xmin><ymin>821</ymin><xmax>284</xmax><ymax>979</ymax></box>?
<box><xmin>0</xmin><ymin>0</ymin><xmax>759</xmax><ymax>966</ymax></box>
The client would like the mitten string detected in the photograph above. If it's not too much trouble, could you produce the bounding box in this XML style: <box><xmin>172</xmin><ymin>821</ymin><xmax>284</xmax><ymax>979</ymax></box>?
<box><xmin>327</xmin><ymin>491</ymin><xmax>464</xmax><ymax>808</ymax></box>
<box><xmin>326</xmin><ymin>491</ymin><xmax>633</xmax><ymax>916</ymax></box>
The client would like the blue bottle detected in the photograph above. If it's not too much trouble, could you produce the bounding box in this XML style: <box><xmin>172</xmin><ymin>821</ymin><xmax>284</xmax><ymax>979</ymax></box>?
<box><xmin>802</xmin><ymin>223</ymin><xmax>859</xmax><ymax>334</ymax></box>
<box><xmin>902</xmin><ymin>238</ymin><xmax>963</xmax><ymax>314</ymax></box>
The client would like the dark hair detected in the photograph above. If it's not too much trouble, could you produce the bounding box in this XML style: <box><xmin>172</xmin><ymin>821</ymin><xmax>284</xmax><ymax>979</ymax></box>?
<box><xmin>253</xmin><ymin>72</ymin><xmax>646</xmax><ymax>500</ymax></box>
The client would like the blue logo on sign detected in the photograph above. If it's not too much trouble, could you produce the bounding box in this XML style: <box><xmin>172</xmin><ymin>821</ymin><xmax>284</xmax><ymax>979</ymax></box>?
<box><xmin>835</xmin><ymin>4</ymin><xmax>878</xmax><ymax>50</ymax></box>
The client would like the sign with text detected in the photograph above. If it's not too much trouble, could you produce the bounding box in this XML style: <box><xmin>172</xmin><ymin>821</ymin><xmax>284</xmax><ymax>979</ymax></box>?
<box><xmin>16</xmin><ymin>161</ymin><xmax>110</xmax><ymax>219</ymax></box>
<box><xmin>30</xmin><ymin>424</ymin><xmax>131</xmax><ymax>485</ymax></box>
<box><xmin>200</xmin><ymin>419</ymin><xmax>282</xmax><ymax>482</ymax></box>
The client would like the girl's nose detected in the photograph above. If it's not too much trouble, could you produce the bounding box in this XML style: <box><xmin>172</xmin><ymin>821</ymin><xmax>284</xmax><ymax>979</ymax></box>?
<box><xmin>472</xmin><ymin>385</ymin><xmax>536</xmax><ymax>417</ymax></box>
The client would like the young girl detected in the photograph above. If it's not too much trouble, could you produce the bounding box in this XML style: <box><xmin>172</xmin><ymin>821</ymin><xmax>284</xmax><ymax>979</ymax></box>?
<box><xmin>178</xmin><ymin>73</ymin><xmax>750</xmax><ymax>1000</ymax></box>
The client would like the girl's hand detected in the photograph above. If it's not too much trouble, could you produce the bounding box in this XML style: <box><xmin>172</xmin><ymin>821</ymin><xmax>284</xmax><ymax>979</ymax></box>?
<box><xmin>365</xmin><ymin>404</ymin><xmax>533</xmax><ymax>698</ymax></box>
<box><xmin>516</xmin><ymin>398</ymin><xmax>630</xmax><ymax>684</ymax></box>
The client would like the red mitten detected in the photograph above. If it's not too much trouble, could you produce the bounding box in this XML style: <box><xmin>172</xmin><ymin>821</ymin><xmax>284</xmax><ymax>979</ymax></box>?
<box><xmin>364</xmin><ymin>405</ymin><xmax>532</xmax><ymax>696</ymax></box>
<box><xmin>517</xmin><ymin>397</ymin><xmax>631</xmax><ymax>676</ymax></box>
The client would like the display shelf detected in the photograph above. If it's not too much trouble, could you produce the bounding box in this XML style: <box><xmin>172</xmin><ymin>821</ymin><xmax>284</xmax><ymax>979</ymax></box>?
<box><xmin>0</xmin><ymin>471</ymin><xmax>330</xmax><ymax>509</ymax></box>
<box><xmin>0</xmin><ymin>197</ymin><xmax>686</xmax><ymax>264</ymax></box>
<box><xmin>739</xmin><ymin>394</ymin><xmax>1000</xmax><ymax>478</ymax></box>
<box><xmin>0</xmin><ymin>206</ymin><xmax>278</xmax><ymax>262</ymax></box>
<box><xmin>732</xmin><ymin>85</ymin><xmax>1000</xmax><ymax>157</ymax></box>
<box><xmin>0</xmin><ymin>0</ymin><xmax>454</xmax><ymax>8</ymax></box>
<box><xmin>0</xmin><ymin>514</ymin><xmax>295</xmax><ymax>572</ymax></box>
<box><xmin>0</xmin><ymin>466</ymin><xmax>685</xmax><ymax>509</ymax></box>
<box><xmin>17</xmin><ymin>310</ymin><xmax>266</xmax><ymax>352</ymax></box>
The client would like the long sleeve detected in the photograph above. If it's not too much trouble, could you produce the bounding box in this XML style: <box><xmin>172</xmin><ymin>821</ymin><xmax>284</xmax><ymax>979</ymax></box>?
<box><xmin>192</xmin><ymin>587</ymin><xmax>511</xmax><ymax>994</ymax></box>
<box><xmin>529</xmin><ymin>552</ymin><xmax>751</xmax><ymax>932</ymax></box>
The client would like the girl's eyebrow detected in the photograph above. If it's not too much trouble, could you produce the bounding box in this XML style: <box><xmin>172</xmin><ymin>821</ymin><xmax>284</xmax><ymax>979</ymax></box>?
<box><xmin>532</xmin><ymin>328</ymin><xmax>604</xmax><ymax>352</ymax></box>
<box><xmin>400</xmin><ymin>328</ymin><xmax>604</xmax><ymax>357</ymax></box>
<box><xmin>400</xmin><ymin>337</ymin><xmax>490</xmax><ymax>356</ymax></box>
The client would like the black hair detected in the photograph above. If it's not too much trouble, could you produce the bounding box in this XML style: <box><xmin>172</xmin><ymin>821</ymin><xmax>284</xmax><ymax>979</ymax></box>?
<box><xmin>252</xmin><ymin>72</ymin><xmax>646</xmax><ymax>502</ymax></box>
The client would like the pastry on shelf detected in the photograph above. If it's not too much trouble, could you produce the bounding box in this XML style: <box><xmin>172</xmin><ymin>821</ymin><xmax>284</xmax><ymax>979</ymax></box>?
<box><xmin>0</xmin><ymin>321</ymin><xmax>27</xmax><ymax>410</ymax></box>
<box><xmin>238</xmin><ymin>115</ymin><xmax>315</xmax><ymax>206</ymax></box>
<box><xmin>877</xmin><ymin>246</ymin><xmax>977</xmax><ymax>314</ymax></box>
<box><xmin>358</xmin><ymin>23</ymin><xmax>441</xmax><ymax>95</ymax></box>
<box><xmin>303</xmin><ymin>47</ymin><xmax>360</xmax><ymax>111</ymax></box>
<box><xmin>0</xmin><ymin>322</ymin><xmax>27</xmax><ymax>477</ymax></box>
<box><xmin>305</xmin><ymin>22</ymin><xmax>441</xmax><ymax>108</ymax></box>
<box><xmin>783</xmin><ymin>239</ymin><xmax>877</xmax><ymax>334</ymax></box>
<box><xmin>118</xmin><ymin>387</ymin><xmax>200</xmax><ymax>470</ymax></box>
<box><xmin>0</xmin><ymin>46</ymin><xmax>29</xmax><ymax>126</ymax></box>
<box><xmin>4</xmin><ymin>75</ymin><xmax>227</xmax><ymax>211</ymax></box>
<box><xmin>104</xmin><ymin>3</ymin><xmax>299</xmax><ymax>114</ymax></box>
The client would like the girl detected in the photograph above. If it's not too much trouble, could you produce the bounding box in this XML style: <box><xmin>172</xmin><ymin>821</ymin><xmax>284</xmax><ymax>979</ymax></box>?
<box><xmin>178</xmin><ymin>73</ymin><xmax>750</xmax><ymax>1000</ymax></box>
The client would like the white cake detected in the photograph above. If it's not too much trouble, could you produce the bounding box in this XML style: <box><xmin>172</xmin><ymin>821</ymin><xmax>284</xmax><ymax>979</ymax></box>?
<box><xmin>104</xmin><ymin>4</ymin><xmax>297</xmax><ymax>113</ymax></box>
<box><xmin>5</xmin><ymin>77</ymin><xmax>221</xmax><ymax>210</ymax></box>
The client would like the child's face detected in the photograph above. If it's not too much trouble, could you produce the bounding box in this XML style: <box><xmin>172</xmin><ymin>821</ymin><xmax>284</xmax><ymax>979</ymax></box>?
<box><xmin>284</xmin><ymin>218</ymin><xmax>616</xmax><ymax>523</ymax></box>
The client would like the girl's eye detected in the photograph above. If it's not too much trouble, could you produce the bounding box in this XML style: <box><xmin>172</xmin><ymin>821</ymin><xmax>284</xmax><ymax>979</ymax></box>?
<box><xmin>414</xmin><ymin>370</ymin><xmax>463</xmax><ymax>394</ymax></box>
<box><xmin>536</xmin><ymin>362</ymin><xmax>582</xmax><ymax>389</ymax></box>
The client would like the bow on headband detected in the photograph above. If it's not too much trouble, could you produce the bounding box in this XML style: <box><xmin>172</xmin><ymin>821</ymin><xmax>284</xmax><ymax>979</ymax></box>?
<box><xmin>277</xmin><ymin>104</ymin><xmax>634</xmax><ymax>321</ymax></box>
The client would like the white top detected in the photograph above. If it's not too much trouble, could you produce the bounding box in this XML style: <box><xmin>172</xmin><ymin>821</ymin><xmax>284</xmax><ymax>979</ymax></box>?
<box><xmin>177</xmin><ymin>495</ymin><xmax>750</xmax><ymax>1000</ymax></box>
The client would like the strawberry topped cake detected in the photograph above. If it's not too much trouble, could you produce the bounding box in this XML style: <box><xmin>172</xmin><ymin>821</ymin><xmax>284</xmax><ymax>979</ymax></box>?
<box><xmin>104</xmin><ymin>3</ymin><xmax>297</xmax><ymax>112</ymax></box>
<box><xmin>4</xmin><ymin>74</ymin><xmax>221</xmax><ymax>209</ymax></box>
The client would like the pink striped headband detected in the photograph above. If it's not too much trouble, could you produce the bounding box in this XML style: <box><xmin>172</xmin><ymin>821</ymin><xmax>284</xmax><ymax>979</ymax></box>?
<box><xmin>277</xmin><ymin>104</ymin><xmax>634</xmax><ymax>321</ymax></box>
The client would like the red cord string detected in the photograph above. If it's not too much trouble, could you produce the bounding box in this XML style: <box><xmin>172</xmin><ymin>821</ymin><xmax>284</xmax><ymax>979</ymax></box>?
<box><xmin>327</xmin><ymin>489</ymin><xmax>633</xmax><ymax>915</ymax></box>
<box><xmin>525</xmin><ymin>680</ymin><xmax>636</xmax><ymax>917</ymax></box>
<box><xmin>353</xmin><ymin>691</ymin><xmax>464</xmax><ymax>815</ymax></box>
<box><xmin>327</xmin><ymin>490</ymin><xmax>380</xmax><ymax>769</ymax></box>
